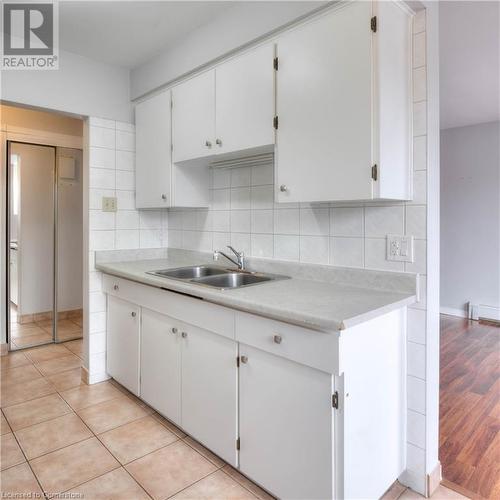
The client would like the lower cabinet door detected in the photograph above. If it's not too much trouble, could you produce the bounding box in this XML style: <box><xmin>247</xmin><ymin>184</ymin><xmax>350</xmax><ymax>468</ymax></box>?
<box><xmin>181</xmin><ymin>324</ymin><xmax>238</xmax><ymax>466</ymax></box>
<box><xmin>239</xmin><ymin>345</ymin><xmax>333</xmax><ymax>499</ymax></box>
<box><xmin>106</xmin><ymin>296</ymin><xmax>140</xmax><ymax>395</ymax></box>
<box><xmin>141</xmin><ymin>308</ymin><xmax>182</xmax><ymax>426</ymax></box>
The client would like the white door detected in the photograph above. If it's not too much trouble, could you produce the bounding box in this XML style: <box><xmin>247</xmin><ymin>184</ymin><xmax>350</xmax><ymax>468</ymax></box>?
<box><xmin>181</xmin><ymin>324</ymin><xmax>238</xmax><ymax>466</ymax></box>
<box><xmin>172</xmin><ymin>70</ymin><xmax>216</xmax><ymax>163</ymax></box>
<box><xmin>141</xmin><ymin>308</ymin><xmax>182</xmax><ymax>425</ymax></box>
<box><xmin>106</xmin><ymin>296</ymin><xmax>140</xmax><ymax>395</ymax></box>
<box><xmin>215</xmin><ymin>44</ymin><xmax>275</xmax><ymax>156</ymax></box>
<box><xmin>239</xmin><ymin>345</ymin><xmax>333</xmax><ymax>499</ymax></box>
<box><xmin>135</xmin><ymin>90</ymin><xmax>171</xmax><ymax>208</ymax></box>
<box><xmin>275</xmin><ymin>2</ymin><xmax>373</xmax><ymax>203</ymax></box>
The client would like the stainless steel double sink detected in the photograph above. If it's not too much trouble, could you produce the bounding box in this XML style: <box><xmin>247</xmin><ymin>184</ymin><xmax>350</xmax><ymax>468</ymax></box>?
<box><xmin>147</xmin><ymin>265</ymin><xmax>289</xmax><ymax>290</ymax></box>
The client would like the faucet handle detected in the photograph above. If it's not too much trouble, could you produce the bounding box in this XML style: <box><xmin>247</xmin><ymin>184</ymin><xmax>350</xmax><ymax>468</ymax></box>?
<box><xmin>213</xmin><ymin>250</ymin><xmax>220</xmax><ymax>261</ymax></box>
<box><xmin>227</xmin><ymin>245</ymin><xmax>242</xmax><ymax>256</ymax></box>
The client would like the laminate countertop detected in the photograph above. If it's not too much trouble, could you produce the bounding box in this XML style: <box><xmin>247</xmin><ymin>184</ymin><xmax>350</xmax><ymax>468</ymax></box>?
<box><xmin>95</xmin><ymin>249</ymin><xmax>418</xmax><ymax>332</ymax></box>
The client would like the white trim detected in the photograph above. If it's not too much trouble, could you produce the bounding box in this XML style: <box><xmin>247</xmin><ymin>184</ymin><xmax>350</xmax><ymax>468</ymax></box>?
<box><xmin>5</xmin><ymin>125</ymin><xmax>82</xmax><ymax>149</ymax></box>
<box><xmin>440</xmin><ymin>307</ymin><xmax>467</xmax><ymax>318</ymax></box>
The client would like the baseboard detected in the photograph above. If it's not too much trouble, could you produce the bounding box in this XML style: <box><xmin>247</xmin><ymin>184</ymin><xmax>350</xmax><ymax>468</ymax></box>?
<box><xmin>427</xmin><ymin>462</ymin><xmax>442</xmax><ymax>497</ymax></box>
<box><xmin>80</xmin><ymin>366</ymin><xmax>89</xmax><ymax>384</ymax></box>
<box><xmin>0</xmin><ymin>343</ymin><xmax>8</xmax><ymax>356</ymax></box>
<box><xmin>440</xmin><ymin>307</ymin><xmax>467</xmax><ymax>318</ymax></box>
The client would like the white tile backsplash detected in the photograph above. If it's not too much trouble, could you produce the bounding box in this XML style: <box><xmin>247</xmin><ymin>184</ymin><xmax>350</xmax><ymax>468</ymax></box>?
<box><xmin>413</xmin><ymin>31</ymin><xmax>426</xmax><ymax>68</ymax></box>
<box><xmin>407</xmin><ymin>410</ymin><xmax>426</xmax><ymax>449</ymax></box>
<box><xmin>299</xmin><ymin>235</ymin><xmax>329</xmax><ymax>264</ymax></box>
<box><xmin>300</xmin><ymin>208</ymin><xmax>330</xmax><ymax>236</ymax></box>
<box><xmin>231</xmin><ymin>167</ymin><xmax>251</xmax><ymax>187</ymax></box>
<box><xmin>365</xmin><ymin>206</ymin><xmax>405</xmax><ymax>237</ymax></box>
<box><xmin>116</xmin><ymin>150</ymin><xmax>134</xmax><ymax>171</ymax></box>
<box><xmin>230</xmin><ymin>210</ymin><xmax>251</xmax><ymax>233</ymax></box>
<box><xmin>407</xmin><ymin>375</ymin><xmax>426</xmax><ymax>415</ymax></box>
<box><xmin>90</xmin><ymin>147</ymin><xmax>115</xmax><ymax>169</ymax></box>
<box><xmin>231</xmin><ymin>187</ymin><xmax>251</xmax><ymax>209</ymax></box>
<box><xmin>406</xmin><ymin>205</ymin><xmax>427</xmax><ymax>239</ymax></box>
<box><xmin>90</xmin><ymin>168</ymin><xmax>115</xmax><ymax>189</ymax></box>
<box><xmin>251</xmin><ymin>234</ymin><xmax>274</xmax><ymax>258</ymax></box>
<box><xmin>408</xmin><ymin>341</ymin><xmax>426</xmax><ymax>379</ymax></box>
<box><xmin>116</xmin><ymin>130</ymin><xmax>135</xmax><ymax>152</ymax></box>
<box><xmin>330</xmin><ymin>237</ymin><xmax>364</xmax><ymax>268</ymax></box>
<box><xmin>413</xmin><ymin>136</ymin><xmax>427</xmax><ymax>171</ymax></box>
<box><xmin>251</xmin><ymin>210</ymin><xmax>274</xmax><ymax>234</ymax></box>
<box><xmin>116</xmin><ymin>170</ymin><xmax>134</xmax><ymax>191</ymax></box>
<box><xmin>274</xmin><ymin>234</ymin><xmax>300</xmax><ymax>261</ymax></box>
<box><xmin>331</xmin><ymin>207</ymin><xmax>364</xmax><ymax>237</ymax></box>
<box><xmin>275</xmin><ymin>209</ymin><xmax>300</xmax><ymax>235</ymax></box>
<box><xmin>90</xmin><ymin>126</ymin><xmax>115</xmax><ymax>149</ymax></box>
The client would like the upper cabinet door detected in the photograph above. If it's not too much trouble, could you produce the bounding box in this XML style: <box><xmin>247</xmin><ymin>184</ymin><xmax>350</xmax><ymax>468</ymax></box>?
<box><xmin>215</xmin><ymin>44</ymin><xmax>275</xmax><ymax>156</ymax></box>
<box><xmin>172</xmin><ymin>70</ymin><xmax>216</xmax><ymax>163</ymax></box>
<box><xmin>275</xmin><ymin>2</ymin><xmax>373</xmax><ymax>203</ymax></box>
<box><xmin>135</xmin><ymin>90</ymin><xmax>171</xmax><ymax>208</ymax></box>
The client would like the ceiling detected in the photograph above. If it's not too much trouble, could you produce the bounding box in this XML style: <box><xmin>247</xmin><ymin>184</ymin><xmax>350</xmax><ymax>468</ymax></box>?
<box><xmin>59</xmin><ymin>2</ymin><xmax>232</xmax><ymax>68</ymax></box>
<box><xmin>439</xmin><ymin>1</ymin><xmax>500</xmax><ymax>129</ymax></box>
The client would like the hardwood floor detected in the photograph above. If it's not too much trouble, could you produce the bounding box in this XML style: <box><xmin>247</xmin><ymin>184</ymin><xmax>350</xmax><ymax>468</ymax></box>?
<box><xmin>439</xmin><ymin>315</ymin><xmax>500</xmax><ymax>499</ymax></box>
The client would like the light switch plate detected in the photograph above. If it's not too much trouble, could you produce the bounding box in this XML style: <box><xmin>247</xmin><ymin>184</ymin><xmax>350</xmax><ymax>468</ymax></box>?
<box><xmin>386</xmin><ymin>234</ymin><xmax>414</xmax><ymax>262</ymax></box>
<box><xmin>102</xmin><ymin>196</ymin><xmax>117</xmax><ymax>212</ymax></box>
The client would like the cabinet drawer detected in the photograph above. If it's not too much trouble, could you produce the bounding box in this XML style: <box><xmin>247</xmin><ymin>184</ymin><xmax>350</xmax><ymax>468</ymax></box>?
<box><xmin>235</xmin><ymin>311</ymin><xmax>339</xmax><ymax>374</ymax></box>
<box><xmin>102</xmin><ymin>274</ymin><xmax>235</xmax><ymax>339</ymax></box>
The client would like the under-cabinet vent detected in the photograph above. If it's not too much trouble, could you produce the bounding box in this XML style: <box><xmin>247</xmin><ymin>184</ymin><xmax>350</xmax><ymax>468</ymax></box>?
<box><xmin>209</xmin><ymin>153</ymin><xmax>274</xmax><ymax>169</ymax></box>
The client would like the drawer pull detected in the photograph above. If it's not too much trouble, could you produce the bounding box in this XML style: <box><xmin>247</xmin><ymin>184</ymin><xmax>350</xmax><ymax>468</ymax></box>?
<box><xmin>131</xmin><ymin>311</ymin><xmax>137</xmax><ymax>318</ymax></box>
<box><xmin>113</xmin><ymin>284</ymin><xmax>119</xmax><ymax>291</ymax></box>
<box><xmin>181</xmin><ymin>331</ymin><xmax>188</xmax><ymax>338</ymax></box>
<box><xmin>273</xmin><ymin>335</ymin><xmax>282</xmax><ymax>344</ymax></box>
<box><xmin>171</xmin><ymin>327</ymin><xmax>178</xmax><ymax>334</ymax></box>
<box><xmin>240</xmin><ymin>355</ymin><xmax>248</xmax><ymax>364</ymax></box>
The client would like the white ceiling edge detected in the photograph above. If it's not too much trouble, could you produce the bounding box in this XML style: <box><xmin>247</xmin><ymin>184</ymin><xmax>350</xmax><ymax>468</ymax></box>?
<box><xmin>130</xmin><ymin>1</ymin><xmax>327</xmax><ymax>100</ymax></box>
<box><xmin>439</xmin><ymin>1</ymin><xmax>500</xmax><ymax>130</ymax></box>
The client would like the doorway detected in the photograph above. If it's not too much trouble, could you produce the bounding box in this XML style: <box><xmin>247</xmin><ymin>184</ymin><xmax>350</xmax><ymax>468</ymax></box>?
<box><xmin>7</xmin><ymin>141</ymin><xmax>83</xmax><ymax>350</ymax></box>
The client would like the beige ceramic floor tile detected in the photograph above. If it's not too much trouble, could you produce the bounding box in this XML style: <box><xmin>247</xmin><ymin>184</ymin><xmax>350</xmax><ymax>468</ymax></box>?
<box><xmin>0</xmin><ymin>377</ymin><xmax>56</xmax><ymax>408</ymax></box>
<box><xmin>34</xmin><ymin>353</ymin><xmax>81</xmax><ymax>376</ymax></box>
<box><xmin>46</xmin><ymin>367</ymin><xmax>84</xmax><ymax>392</ymax></box>
<box><xmin>173</xmin><ymin>469</ymin><xmax>258</xmax><ymax>499</ymax></box>
<box><xmin>151</xmin><ymin>411</ymin><xmax>187</xmax><ymax>438</ymax></box>
<box><xmin>0</xmin><ymin>364</ymin><xmax>42</xmax><ymax>387</ymax></box>
<box><xmin>222</xmin><ymin>466</ymin><xmax>275</xmax><ymax>500</ymax></box>
<box><xmin>11</xmin><ymin>332</ymin><xmax>53</xmax><ymax>348</ymax></box>
<box><xmin>381</xmin><ymin>481</ymin><xmax>407</xmax><ymax>500</ymax></box>
<box><xmin>25</xmin><ymin>343</ymin><xmax>72</xmax><ymax>363</ymax></box>
<box><xmin>184</xmin><ymin>436</ymin><xmax>225</xmax><ymax>468</ymax></box>
<box><xmin>1</xmin><ymin>433</ymin><xmax>26</xmax><ymax>470</ymax></box>
<box><xmin>0</xmin><ymin>462</ymin><xmax>43</xmax><ymax>497</ymax></box>
<box><xmin>3</xmin><ymin>393</ymin><xmax>72</xmax><ymax>431</ymax></box>
<box><xmin>10</xmin><ymin>324</ymin><xmax>47</xmax><ymax>338</ymax></box>
<box><xmin>126</xmin><ymin>440</ymin><xmax>217</xmax><ymax>500</ymax></box>
<box><xmin>64</xmin><ymin>339</ymin><xmax>83</xmax><ymax>357</ymax></box>
<box><xmin>60</xmin><ymin>381</ymin><xmax>123</xmax><ymax>410</ymax></box>
<box><xmin>0</xmin><ymin>351</ymin><xmax>32</xmax><ymax>371</ymax></box>
<box><xmin>65</xmin><ymin>467</ymin><xmax>150</xmax><ymax>500</ymax></box>
<box><xmin>77</xmin><ymin>396</ymin><xmax>147</xmax><ymax>434</ymax></box>
<box><xmin>29</xmin><ymin>437</ymin><xmax>120</xmax><ymax>494</ymax></box>
<box><xmin>399</xmin><ymin>486</ymin><xmax>469</xmax><ymax>500</ymax></box>
<box><xmin>99</xmin><ymin>415</ymin><xmax>178</xmax><ymax>464</ymax></box>
<box><xmin>15</xmin><ymin>413</ymin><xmax>93</xmax><ymax>460</ymax></box>
<box><xmin>57</xmin><ymin>330</ymin><xmax>83</xmax><ymax>342</ymax></box>
<box><xmin>1</xmin><ymin>410</ymin><xmax>11</xmax><ymax>435</ymax></box>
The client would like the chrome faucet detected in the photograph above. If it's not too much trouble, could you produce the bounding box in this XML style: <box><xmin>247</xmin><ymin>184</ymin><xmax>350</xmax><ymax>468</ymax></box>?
<box><xmin>213</xmin><ymin>245</ymin><xmax>245</xmax><ymax>270</ymax></box>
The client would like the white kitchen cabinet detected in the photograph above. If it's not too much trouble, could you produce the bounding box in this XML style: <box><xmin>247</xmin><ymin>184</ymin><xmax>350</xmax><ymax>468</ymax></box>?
<box><xmin>135</xmin><ymin>90</ymin><xmax>210</xmax><ymax>208</ymax></box>
<box><xmin>275</xmin><ymin>1</ymin><xmax>412</xmax><ymax>203</ymax></box>
<box><xmin>135</xmin><ymin>90</ymin><xmax>171</xmax><ymax>209</ymax></box>
<box><xmin>106</xmin><ymin>296</ymin><xmax>140</xmax><ymax>395</ymax></box>
<box><xmin>181</xmin><ymin>324</ymin><xmax>238</xmax><ymax>466</ymax></box>
<box><xmin>172</xmin><ymin>70</ymin><xmax>216</xmax><ymax>164</ymax></box>
<box><xmin>141</xmin><ymin>308</ymin><xmax>182</xmax><ymax>426</ymax></box>
<box><xmin>239</xmin><ymin>344</ymin><xmax>333</xmax><ymax>500</ymax></box>
<box><xmin>215</xmin><ymin>44</ymin><xmax>275</xmax><ymax>157</ymax></box>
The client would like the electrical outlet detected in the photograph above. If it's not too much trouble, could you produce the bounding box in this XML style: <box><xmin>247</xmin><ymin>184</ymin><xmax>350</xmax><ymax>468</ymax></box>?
<box><xmin>102</xmin><ymin>196</ymin><xmax>117</xmax><ymax>212</ymax></box>
<box><xmin>386</xmin><ymin>235</ymin><xmax>414</xmax><ymax>262</ymax></box>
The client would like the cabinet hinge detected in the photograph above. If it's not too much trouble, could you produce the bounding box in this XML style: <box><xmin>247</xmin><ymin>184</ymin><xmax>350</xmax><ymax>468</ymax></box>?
<box><xmin>236</xmin><ymin>356</ymin><xmax>240</xmax><ymax>367</ymax></box>
<box><xmin>236</xmin><ymin>437</ymin><xmax>240</xmax><ymax>450</ymax></box>
<box><xmin>371</xmin><ymin>16</ymin><xmax>377</xmax><ymax>33</ymax></box>
<box><xmin>332</xmin><ymin>391</ymin><xmax>339</xmax><ymax>409</ymax></box>
<box><xmin>273</xmin><ymin>116</ymin><xmax>279</xmax><ymax>130</ymax></box>
<box><xmin>371</xmin><ymin>164</ymin><xmax>378</xmax><ymax>181</ymax></box>
<box><xmin>273</xmin><ymin>56</ymin><xmax>279</xmax><ymax>71</ymax></box>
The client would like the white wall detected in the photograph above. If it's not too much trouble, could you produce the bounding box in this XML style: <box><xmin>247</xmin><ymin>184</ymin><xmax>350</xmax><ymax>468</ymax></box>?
<box><xmin>1</xmin><ymin>49</ymin><xmax>132</xmax><ymax>122</ymax></box>
<box><xmin>440</xmin><ymin>121</ymin><xmax>500</xmax><ymax>316</ymax></box>
<box><xmin>131</xmin><ymin>1</ymin><xmax>325</xmax><ymax>99</ymax></box>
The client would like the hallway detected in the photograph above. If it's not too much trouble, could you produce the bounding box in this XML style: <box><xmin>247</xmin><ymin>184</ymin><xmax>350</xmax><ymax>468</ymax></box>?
<box><xmin>440</xmin><ymin>315</ymin><xmax>500</xmax><ymax>498</ymax></box>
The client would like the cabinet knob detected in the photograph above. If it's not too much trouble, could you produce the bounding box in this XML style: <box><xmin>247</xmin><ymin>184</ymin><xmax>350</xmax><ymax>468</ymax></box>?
<box><xmin>181</xmin><ymin>331</ymin><xmax>188</xmax><ymax>338</ymax></box>
<box><xmin>240</xmin><ymin>355</ymin><xmax>248</xmax><ymax>364</ymax></box>
<box><xmin>216</xmin><ymin>138</ymin><xmax>222</xmax><ymax>146</ymax></box>
<box><xmin>171</xmin><ymin>327</ymin><xmax>178</xmax><ymax>334</ymax></box>
<box><xmin>280</xmin><ymin>185</ymin><xmax>288</xmax><ymax>192</ymax></box>
<box><xmin>131</xmin><ymin>311</ymin><xmax>137</xmax><ymax>318</ymax></box>
<box><xmin>273</xmin><ymin>335</ymin><xmax>282</xmax><ymax>344</ymax></box>
<box><xmin>113</xmin><ymin>284</ymin><xmax>119</xmax><ymax>291</ymax></box>
<box><xmin>205</xmin><ymin>140</ymin><xmax>212</xmax><ymax>148</ymax></box>
<box><xmin>161</xmin><ymin>194</ymin><xmax>167</xmax><ymax>201</ymax></box>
